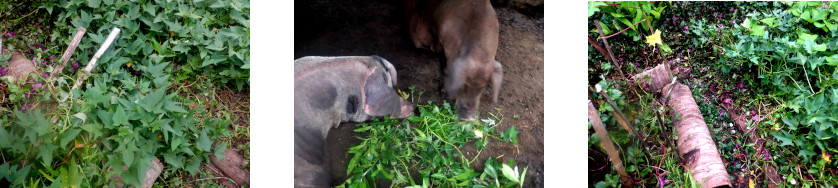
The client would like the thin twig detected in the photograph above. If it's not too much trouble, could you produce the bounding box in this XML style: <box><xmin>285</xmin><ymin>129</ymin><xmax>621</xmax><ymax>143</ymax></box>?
<box><xmin>802</xmin><ymin>64</ymin><xmax>815</xmax><ymax>94</ymax></box>
<box><xmin>589</xmin><ymin>86</ymin><xmax>643</xmax><ymax>139</ymax></box>
<box><xmin>9</xmin><ymin>8</ymin><xmax>38</xmax><ymax>22</ymax></box>
<box><xmin>641</xmin><ymin>10</ymin><xmax>653</xmax><ymax>34</ymax></box>
<box><xmin>594</xmin><ymin>20</ymin><xmax>626</xmax><ymax>79</ymax></box>
<box><xmin>605</xmin><ymin>2</ymin><xmax>640</xmax><ymax>9</ymax></box>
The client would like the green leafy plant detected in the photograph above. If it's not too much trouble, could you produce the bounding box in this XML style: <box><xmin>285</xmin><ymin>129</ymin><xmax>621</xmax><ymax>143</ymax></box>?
<box><xmin>0</xmin><ymin>0</ymin><xmax>247</xmax><ymax>187</ymax></box>
<box><xmin>590</xmin><ymin>1</ymin><xmax>667</xmax><ymax>42</ymax></box>
<box><xmin>41</xmin><ymin>0</ymin><xmax>250</xmax><ymax>91</ymax></box>
<box><xmin>340</xmin><ymin>88</ymin><xmax>523</xmax><ymax>188</ymax></box>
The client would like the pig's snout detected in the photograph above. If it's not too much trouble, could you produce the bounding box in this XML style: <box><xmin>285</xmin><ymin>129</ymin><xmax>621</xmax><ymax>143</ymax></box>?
<box><xmin>456</xmin><ymin>100</ymin><xmax>479</xmax><ymax>121</ymax></box>
<box><xmin>392</xmin><ymin>98</ymin><xmax>415</xmax><ymax>119</ymax></box>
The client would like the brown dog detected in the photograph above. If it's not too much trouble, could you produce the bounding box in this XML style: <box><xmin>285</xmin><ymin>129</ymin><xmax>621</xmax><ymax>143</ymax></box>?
<box><xmin>406</xmin><ymin>0</ymin><xmax>503</xmax><ymax>121</ymax></box>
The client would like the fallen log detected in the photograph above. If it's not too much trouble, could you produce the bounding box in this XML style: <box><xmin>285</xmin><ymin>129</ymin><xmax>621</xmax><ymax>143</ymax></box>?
<box><xmin>5</xmin><ymin>50</ymin><xmax>35</xmax><ymax>80</ymax></box>
<box><xmin>632</xmin><ymin>63</ymin><xmax>671</xmax><ymax>92</ymax></box>
<box><xmin>209</xmin><ymin>148</ymin><xmax>250</xmax><ymax>186</ymax></box>
<box><xmin>662</xmin><ymin>83</ymin><xmax>731</xmax><ymax>188</ymax></box>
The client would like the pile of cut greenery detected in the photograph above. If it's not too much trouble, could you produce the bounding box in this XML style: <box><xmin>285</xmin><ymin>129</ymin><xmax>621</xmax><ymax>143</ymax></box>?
<box><xmin>340</xmin><ymin>87</ymin><xmax>525</xmax><ymax>188</ymax></box>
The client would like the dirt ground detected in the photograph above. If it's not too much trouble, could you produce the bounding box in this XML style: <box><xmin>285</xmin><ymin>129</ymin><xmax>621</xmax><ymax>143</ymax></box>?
<box><xmin>294</xmin><ymin>0</ymin><xmax>544</xmax><ymax>187</ymax></box>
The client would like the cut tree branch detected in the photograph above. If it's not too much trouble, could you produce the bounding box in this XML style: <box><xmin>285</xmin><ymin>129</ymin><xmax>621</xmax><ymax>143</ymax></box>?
<box><xmin>588</xmin><ymin>101</ymin><xmax>634</xmax><ymax>188</ymax></box>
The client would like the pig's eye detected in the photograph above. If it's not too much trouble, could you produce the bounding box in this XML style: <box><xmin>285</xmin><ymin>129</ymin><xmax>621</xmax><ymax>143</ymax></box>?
<box><xmin>346</xmin><ymin>95</ymin><xmax>359</xmax><ymax>115</ymax></box>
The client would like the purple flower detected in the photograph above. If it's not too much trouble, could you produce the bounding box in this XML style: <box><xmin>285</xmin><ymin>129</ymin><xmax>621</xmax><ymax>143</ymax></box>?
<box><xmin>751</xmin><ymin>111</ymin><xmax>756</xmax><ymax>115</ymax></box>
<box><xmin>20</xmin><ymin>104</ymin><xmax>30</xmax><ymax>111</ymax></box>
<box><xmin>720</xmin><ymin>111</ymin><xmax>725</xmax><ymax>116</ymax></box>
<box><xmin>42</xmin><ymin>73</ymin><xmax>48</xmax><ymax>78</ymax></box>
<box><xmin>752</xmin><ymin>115</ymin><xmax>760</xmax><ymax>121</ymax></box>
<box><xmin>619</xmin><ymin>58</ymin><xmax>624</xmax><ymax>61</ymax></box>
<box><xmin>72</xmin><ymin>61</ymin><xmax>79</xmax><ymax>71</ymax></box>
<box><xmin>732</xmin><ymin>21</ymin><xmax>737</xmax><ymax>25</ymax></box>
<box><xmin>687</xmin><ymin>49</ymin><xmax>691</xmax><ymax>53</ymax></box>
<box><xmin>32</xmin><ymin>83</ymin><xmax>42</xmax><ymax>88</ymax></box>
<box><xmin>0</xmin><ymin>67</ymin><xmax>7</xmax><ymax>76</ymax></box>
<box><xmin>31</xmin><ymin>57</ymin><xmax>37</xmax><ymax>66</ymax></box>
<box><xmin>737</xmin><ymin>82</ymin><xmax>744</xmax><ymax>89</ymax></box>
<box><xmin>685</xmin><ymin>26</ymin><xmax>689</xmax><ymax>30</ymax></box>
<box><xmin>6</xmin><ymin>32</ymin><xmax>15</xmax><ymax>37</ymax></box>
<box><xmin>764</xmin><ymin>152</ymin><xmax>771</xmax><ymax>161</ymax></box>
<box><xmin>657</xmin><ymin>172</ymin><xmax>671</xmax><ymax>188</ymax></box>
<box><xmin>724</xmin><ymin>98</ymin><xmax>731</xmax><ymax>103</ymax></box>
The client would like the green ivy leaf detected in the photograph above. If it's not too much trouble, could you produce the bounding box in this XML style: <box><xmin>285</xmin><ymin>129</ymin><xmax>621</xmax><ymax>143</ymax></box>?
<box><xmin>163</xmin><ymin>152</ymin><xmax>184</xmax><ymax>169</ymax></box>
<box><xmin>38</xmin><ymin>144</ymin><xmax>59</xmax><ymax>165</ymax></box>
<box><xmin>826</xmin><ymin>54</ymin><xmax>838</xmax><ymax>66</ymax></box>
<box><xmin>198</xmin><ymin>129</ymin><xmax>212</xmax><ymax>152</ymax></box>
<box><xmin>59</xmin><ymin>129</ymin><xmax>82</xmax><ymax>150</ymax></box>
<box><xmin>588</xmin><ymin>1</ymin><xmax>607</xmax><ymax>17</ymax></box>
<box><xmin>139</xmin><ymin>88</ymin><xmax>166</xmax><ymax>114</ymax></box>
<box><xmin>772</xmin><ymin>131</ymin><xmax>795</xmax><ymax>146</ymax></box>
<box><xmin>750</xmin><ymin>25</ymin><xmax>766</xmax><ymax>36</ymax></box>
<box><xmin>0</xmin><ymin>128</ymin><xmax>12</xmax><ymax>148</ymax></box>
<box><xmin>81</xmin><ymin>124</ymin><xmax>103</xmax><ymax>139</ymax></box>
<box><xmin>798</xmin><ymin>148</ymin><xmax>816</xmax><ymax>162</ymax></box>
<box><xmin>113</xmin><ymin>106</ymin><xmax>129</xmax><ymax>126</ymax></box>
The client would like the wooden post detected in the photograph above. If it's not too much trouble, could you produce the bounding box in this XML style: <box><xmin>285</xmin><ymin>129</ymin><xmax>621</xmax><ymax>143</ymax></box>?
<box><xmin>589</xmin><ymin>86</ymin><xmax>643</xmax><ymax>139</ymax></box>
<box><xmin>588</xmin><ymin>101</ymin><xmax>633</xmax><ymax>188</ymax></box>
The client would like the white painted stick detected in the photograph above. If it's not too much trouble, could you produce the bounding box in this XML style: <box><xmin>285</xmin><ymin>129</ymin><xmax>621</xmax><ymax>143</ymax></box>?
<box><xmin>73</xmin><ymin>27</ymin><xmax>121</xmax><ymax>89</ymax></box>
<box><xmin>84</xmin><ymin>27</ymin><xmax>121</xmax><ymax>73</ymax></box>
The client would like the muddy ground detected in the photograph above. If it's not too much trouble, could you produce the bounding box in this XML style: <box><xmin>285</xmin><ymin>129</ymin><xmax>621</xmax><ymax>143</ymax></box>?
<box><xmin>294</xmin><ymin>0</ymin><xmax>544</xmax><ymax>187</ymax></box>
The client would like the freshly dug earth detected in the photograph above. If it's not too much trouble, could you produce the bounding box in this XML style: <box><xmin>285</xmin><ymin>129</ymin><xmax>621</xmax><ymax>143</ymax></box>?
<box><xmin>295</xmin><ymin>0</ymin><xmax>544</xmax><ymax>187</ymax></box>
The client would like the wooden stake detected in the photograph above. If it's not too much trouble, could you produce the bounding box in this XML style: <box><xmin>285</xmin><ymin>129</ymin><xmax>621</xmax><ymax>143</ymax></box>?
<box><xmin>72</xmin><ymin>27</ymin><xmax>120</xmax><ymax>90</ymax></box>
<box><xmin>49</xmin><ymin>27</ymin><xmax>86</xmax><ymax>87</ymax></box>
<box><xmin>588</xmin><ymin>101</ymin><xmax>634</xmax><ymax>188</ymax></box>
<box><xmin>589</xmin><ymin>86</ymin><xmax>644</xmax><ymax>140</ymax></box>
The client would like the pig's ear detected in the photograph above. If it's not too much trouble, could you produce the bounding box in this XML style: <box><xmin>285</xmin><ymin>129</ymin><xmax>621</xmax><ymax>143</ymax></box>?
<box><xmin>491</xmin><ymin>60</ymin><xmax>503</xmax><ymax>103</ymax></box>
<box><xmin>363</xmin><ymin>68</ymin><xmax>402</xmax><ymax>117</ymax></box>
<box><xmin>445</xmin><ymin>58</ymin><xmax>467</xmax><ymax>101</ymax></box>
<box><xmin>371</xmin><ymin>55</ymin><xmax>398</xmax><ymax>86</ymax></box>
